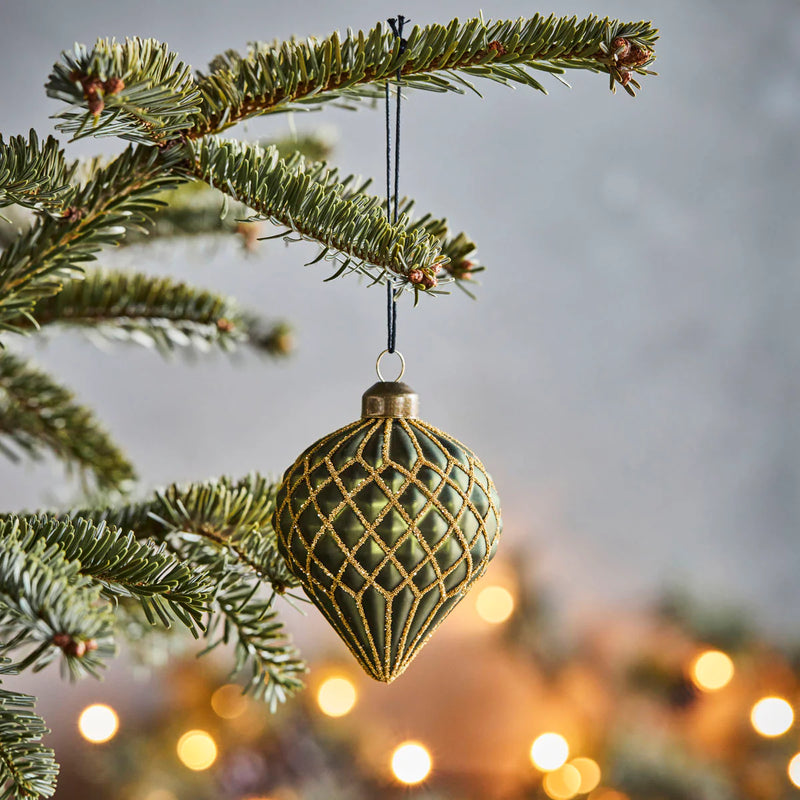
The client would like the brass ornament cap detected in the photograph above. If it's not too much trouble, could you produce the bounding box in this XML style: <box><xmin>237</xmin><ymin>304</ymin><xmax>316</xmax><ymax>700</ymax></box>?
<box><xmin>273</xmin><ymin>383</ymin><xmax>502</xmax><ymax>683</ymax></box>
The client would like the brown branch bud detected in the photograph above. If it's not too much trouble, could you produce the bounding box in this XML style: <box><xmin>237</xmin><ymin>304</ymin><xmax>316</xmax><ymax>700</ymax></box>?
<box><xmin>103</xmin><ymin>77</ymin><xmax>125</xmax><ymax>95</ymax></box>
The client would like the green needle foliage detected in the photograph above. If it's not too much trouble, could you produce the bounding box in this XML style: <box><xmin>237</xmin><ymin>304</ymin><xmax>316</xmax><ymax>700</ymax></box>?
<box><xmin>0</xmin><ymin>351</ymin><xmax>135</xmax><ymax>491</ymax></box>
<box><xmin>0</xmin><ymin>684</ymin><xmax>58</xmax><ymax>800</ymax></box>
<box><xmin>17</xmin><ymin>515</ymin><xmax>213</xmax><ymax>633</ymax></box>
<box><xmin>47</xmin><ymin>38</ymin><xmax>200</xmax><ymax>146</ymax></box>
<box><xmin>0</xmin><ymin>145</ymin><xmax>183</xmax><ymax>332</ymax></box>
<box><xmin>0</xmin><ymin>132</ymin><xmax>74</xmax><ymax>213</ymax></box>
<box><xmin>191</xmin><ymin>14</ymin><xmax>657</xmax><ymax>135</ymax></box>
<box><xmin>21</xmin><ymin>269</ymin><xmax>292</xmax><ymax>356</ymax></box>
<box><xmin>0</xmin><ymin>12</ymin><xmax>657</xmax><ymax>797</ymax></box>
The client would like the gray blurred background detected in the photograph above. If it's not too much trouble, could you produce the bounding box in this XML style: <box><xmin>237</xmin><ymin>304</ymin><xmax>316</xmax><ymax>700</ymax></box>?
<box><xmin>0</xmin><ymin>0</ymin><xmax>799</xmax><ymax>713</ymax></box>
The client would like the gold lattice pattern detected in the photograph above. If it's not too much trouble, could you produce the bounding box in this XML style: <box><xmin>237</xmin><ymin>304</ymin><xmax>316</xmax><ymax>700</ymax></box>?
<box><xmin>273</xmin><ymin>416</ymin><xmax>502</xmax><ymax>682</ymax></box>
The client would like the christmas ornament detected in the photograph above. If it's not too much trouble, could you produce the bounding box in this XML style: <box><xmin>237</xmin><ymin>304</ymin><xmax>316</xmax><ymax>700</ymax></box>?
<box><xmin>273</xmin><ymin>370</ymin><xmax>502</xmax><ymax>682</ymax></box>
<box><xmin>273</xmin><ymin>15</ymin><xmax>501</xmax><ymax>682</ymax></box>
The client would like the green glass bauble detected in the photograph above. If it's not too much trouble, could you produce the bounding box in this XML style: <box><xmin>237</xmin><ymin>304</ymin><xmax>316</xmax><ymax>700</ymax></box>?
<box><xmin>273</xmin><ymin>380</ymin><xmax>502</xmax><ymax>683</ymax></box>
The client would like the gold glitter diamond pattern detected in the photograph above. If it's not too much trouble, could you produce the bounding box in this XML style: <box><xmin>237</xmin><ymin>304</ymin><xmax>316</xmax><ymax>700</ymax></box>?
<box><xmin>273</xmin><ymin>416</ymin><xmax>502</xmax><ymax>683</ymax></box>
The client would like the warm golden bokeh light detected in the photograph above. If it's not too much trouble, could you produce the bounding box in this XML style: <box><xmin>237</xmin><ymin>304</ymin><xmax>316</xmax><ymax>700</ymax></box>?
<box><xmin>543</xmin><ymin>763</ymin><xmax>581</xmax><ymax>799</ymax></box>
<box><xmin>176</xmin><ymin>729</ymin><xmax>218</xmax><ymax>771</ymax></box>
<box><xmin>750</xmin><ymin>697</ymin><xmax>794</xmax><ymax>737</ymax></box>
<box><xmin>390</xmin><ymin>741</ymin><xmax>432</xmax><ymax>785</ymax></box>
<box><xmin>588</xmin><ymin>791</ymin><xmax>630</xmax><ymax>800</ymax></box>
<box><xmin>142</xmin><ymin>790</ymin><xmax>178</xmax><ymax>800</ymax></box>
<box><xmin>316</xmin><ymin>676</ymin><xmax>358</xmax><ymax>717</ymax></box>
<box><xmin>475</xmin><ymin>585</ymin><xmax>515</xmax><ymax>624</ymax></box>
<box><xmin>530</xmin><ymin>733</ymin><xmax>570</xmax><ymax>771</ymax></box>
<box><xmin>570</xmin><ymin>757</ymin><xmax>602</xmax><ymax>793</ymax></box>
<box><xmin>211</xmin><ymin>684</ymin><xmax>248</xmax><ymax>719</ymax></box>
<box><xmin>789</xmin><ymin>753</ymin><xmax>800</xmax><ymax>788</ymax></box>
<box><xmin>78</xmin><ymin>704</ymin><xmax>119</xmax><ymax>744</ymax></box>
<box><xmin>690</xmin><ymin>650</ymin><xmax>734</xmax><ymax>691</ymax></box>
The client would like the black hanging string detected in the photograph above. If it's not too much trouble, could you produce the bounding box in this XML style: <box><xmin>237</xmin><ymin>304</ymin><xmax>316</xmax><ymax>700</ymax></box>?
<box><xmin>385</xmin><ymin>14</ymin><xmax>407</xmax><ymax>355</ymax></box>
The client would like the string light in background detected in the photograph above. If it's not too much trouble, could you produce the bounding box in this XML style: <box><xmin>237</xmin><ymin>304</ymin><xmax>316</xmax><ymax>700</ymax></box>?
<box><xmin>750</xmin><ymin>697</ymin><xmax>794</xmax><ymax>737</ymax></box>
<box><xmin>141</xmin><ymin>790</ymin><xmax>178</xmax><ymax>800</ymax></box>
<box><xmin>316</xmin><ymin>676</ymin><xmax>358</xmax><ymax>718</ymax></box>
<box><xmin>530</xmin><ymin>733</ymin><xmax>570</xmax><ymax>771</ymax></box>
<box><xmin>176</xmin><ymin>729</ymin><xmax>218</xmax><ymax>771</ymax></box>
<box><xmin>78</xmin><ymin>704</ymin><xmax>119</xmax><ymax>744</ymax></box>
<box><xmin>390</xmin><ymin>741</ymin><xmax>432</xmax><ymax>785</ymax></box>
<box><xmin>570</xmin><ymin>757</ymin><xmax>602</xmax><ymax>793</ymax></box>
<box><xmin>475</xmin><ymin>585</ymin><xmax>515</xmax><ymax>624</ymax></box>
<box><xmin>587</xmin><ymin>790</ymin><xmax>630</xmax><ymax>800</ymax></box>
<box><xmin>690</xmin><ymin>650</ymin><xmax>735</xmax><ymax>691</ymax></box>
<box><xmin>211</xmin><ymin>684</ymin><xmax>248</xmax><ymax>719</ymax></box>
<box><xmin>788</xmin><ymin>753</ymin><xmax>800</xmax><ymax>788</ymax></box>
<box><xmin>542</xmin><ymin>763</ymin><xmax>581</xmax><ymax>799</ymax></box>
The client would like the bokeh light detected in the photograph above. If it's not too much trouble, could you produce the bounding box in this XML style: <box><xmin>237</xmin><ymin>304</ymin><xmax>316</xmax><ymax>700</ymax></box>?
<box><xmin>789</xmin><ymin>753</ymin><xmax>800</xmax><ymax>788</ymax></box>
<box><xmin>543</xmin><ymin>763</ymin><xmax>581</xmax><ymax>799</ymax></box>
<box><xmin>530</xmin><ymin>733</ymin><xmax>570</xmax><ymax>771</ymax></box>
<box><xmin>588</xmin><ymin>791</ymin><xmax>629</xmax><ymax>800</ymax></box>
<box><xmin>142</xmin><ymin>790</ymin><xmax>178</xmax><ymax>800</ymax></box>
<box><xmin>690</xmin><ymin>650</ymin><xmax>734</xmax><ymax>691</ymax></box>
<box><xmin>570</xmin><ymin>757</ymin><xmax>602</xmax><ymax>793</ymax></box>
<box><xmin>750</xmin><ymin>697</ymin><xmax>794</xmax><ymax>737</ymax></box>
<box><xmin>475</xmin><ymin>585</ymin><xmax>515</xmax><ymax>624</ymax></box>
<box><xmin>390</xmin><ymin>741</ymin><xmax>432</xmax><ymax>784</ymax></box>
<box><xmin>211</xmin><ymin>683</ymin><xmax>248</xmax><ymax>719</ymax></box>
<box><xmin>316</xmin><ymin>676</ymin><xmax>357</xmax><ymax>717</ymax></box>
<box><xmin>78</xmin><ymin>704</ymin><xmax>119</xmax><ymax>744</ymax></box>
<box><xmin>176</xmin><ymin>729</ymin><xmax>218</xmax><ymax>770</ymax></box>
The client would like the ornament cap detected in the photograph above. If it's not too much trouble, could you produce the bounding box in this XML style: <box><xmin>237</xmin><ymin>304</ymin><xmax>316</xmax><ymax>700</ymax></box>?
<box><xmin>361</xmin><ymin>381</ymin><xmax>419</xmax><ymax>419</ymax></box>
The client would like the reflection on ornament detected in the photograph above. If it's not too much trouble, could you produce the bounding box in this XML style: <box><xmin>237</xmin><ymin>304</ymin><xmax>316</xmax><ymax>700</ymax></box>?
<box><xmin>391</xmin><ymin>741</ymin><xmax>432</xmax><ymax>784</ymax></box>
<box><xmin>475</xmin><ymin>585</ymin><xmax>515</xmax><ymax>624</ymax></box>
<box><xmin>750</xmin><ymin>697</ymin><xmax>794</xmax><ymax>737</ymax></box>
<box><xmin>211</xmin><ymin>683</ymin><xmax>248</xmax><ymax>719</ymax></box>
<box><xmin>317</xmin><ymin>676</ymin><xmax>357</xmax><ymax>717</ymax></box>
<box><xmin>570</xmin><ymin>757</ymin><xmax>602</xmax><ymax>793</ymax></box>
<box><xmin>690</xmin><ymin>650</ymin><xmax>734</xmax><ymax>691</ymax></box>
<box><xmin>530</xmin><ymin>733</ymin><xmax>569</xmax><ymax>771</ymax></box>
<box><xmin>176</xmin><ymin>730</ymin><xmax>217</xmax><ymax>770</ymax></box>
<box><xmin>543</xmin><ymin>763</ymin><xmax>581</xmax><ymax>799</ymax></box>
<box><xmin>78</xmin><ymin>703</ymin><xmax>119</xmax><ymax>744</ymax></box>
<box><xmin>274</xmin><ymin>380</ymin><xmax>501</xmax><ymax>682</ymax></box>
<box><xmin>789</xmin><ymin>753</ymin><xmax>800</xmax><ymax>788</ymax></box>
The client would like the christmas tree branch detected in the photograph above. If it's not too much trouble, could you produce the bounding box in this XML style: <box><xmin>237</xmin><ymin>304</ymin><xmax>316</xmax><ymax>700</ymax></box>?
<box><xmin>19</xmin><ymin>269</ymin><xmax>292</xmax><ymax>357</ymax></box>
<box><xmin>0</xmin><ymin>132</ymin><xmax>75</xmax><ymax>213</ymax></box>
<box><xmin>16</xmin><ymin>515</ymin><xmax>213</xmax><ymax>634</ymax></box>
<box><xmin>0</xmin><ymin>351</ymin><xmax>134</xmax><ymax>492</ymax></box>
<box><xmin>0</xmin><ymin>145</ymin><xmax>183</xmax><ymax>334</ymax></box>
<box><xmin>186</xmin><ymin>138</ymin><xmax>447</xmax><ymax>287</ymax></box>
<box><xmin>71</xmin><ymin>474</ymin><xmax>298</xmax><ymax>591</ymax></box>
<box><xmin>67</xmin><ymin>474</ymin><xmax>306</xmax><ymax>706</ymax></box>
<box><xmin>0</xmin><ymin>684</ymin><xmax>58</xmax><ymax>800</ymax></box>
<box><xmin>46</xmin><ymin>38</ymin><xmax>200</xmax><ymax>146</ymax></box>
<box><xmin>190</xmin><ymin>15</ymin><xmax>657</xmax><ymax>136</ymax></box>
<box><xmin>0</xmin><ymin>525</ymin><xmax>115</xmax><ymax>679</ymax></box>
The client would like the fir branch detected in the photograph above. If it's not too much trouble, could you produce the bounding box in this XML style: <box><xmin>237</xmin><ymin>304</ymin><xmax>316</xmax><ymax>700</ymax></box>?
<box><xmin>0</xmin><ymin>351</ymin><xmax>135</xmax><ymax>492</ymax></box>
<box><xmin>0</xmin><ymin>684</ymin><xmax>58</xmax><ymax>800</ymax></box>
<box><xmin>204</xmin><ymin>568</ymin><xmax>306</xmax><ymax>711</ymax></box>
<box><xmin>191</xmin><ymin>15</ymin><xmax>658</xmax><ymax>136</ymax></box>
<box><xmin>73</xmin><ymin>473</ymin><xmax>297</xmax><ymax>591</ymax></box>
<box><xmin>46</xmin><ymin>38</ymin><xmax>201</xmax><ymax>145</ymax></box>
<box><xmin>0</xmin><ymin>520</ymin><xmax>115</xmax><ymax>679</ymax></box>
<box><xmin>0</xmin><ymin>132</ymin><xmax>75</xmax><ymax>213</ymax></box>
<box><xmin>18</xmin><ymin>515</ymin><xmax>213</xmax><ymax>634</ymax></box>
<box><xmin>0</xmin><ymin>145</ymin><xmax>184</xmax><ymax>333</ymax></box>
<box><xmin>69</xmin><ymin>474</ymin><xmax>305</xmax><ymax>706</ymax></box>
<box><xmin>20</xmin><ymin>269</ymin><xmax>292</xmax><ymax>357</ymax></box>
<box><xmin>187</xmin><ymin>137</ymin><xmax>447</xmax><ymax>287</ymax></box>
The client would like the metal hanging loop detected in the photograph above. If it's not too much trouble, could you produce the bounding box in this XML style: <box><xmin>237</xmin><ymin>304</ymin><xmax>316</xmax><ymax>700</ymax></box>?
<box><xmin>376</xmin><ymin>349</ymin><xmax>406</xmax><ymax>382</ymax></box>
